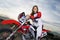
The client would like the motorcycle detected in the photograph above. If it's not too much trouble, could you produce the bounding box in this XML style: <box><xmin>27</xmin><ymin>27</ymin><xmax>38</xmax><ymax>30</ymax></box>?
<box><xmin>0</xmin><ymin>13</ymin><xmax>49</xmax><ymax>40</ymax></box>
<box><xmin>0</xmin><ymin>20</ymin><xmax>50</xmax><ymax>40</ymax></box>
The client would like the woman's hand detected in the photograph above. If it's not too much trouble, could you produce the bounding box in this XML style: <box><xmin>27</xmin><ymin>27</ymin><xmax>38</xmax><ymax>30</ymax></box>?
<box><xmin>26</xmin><ymin>15</ymin><xmax>30</xmax><ymax>20</ymax></box>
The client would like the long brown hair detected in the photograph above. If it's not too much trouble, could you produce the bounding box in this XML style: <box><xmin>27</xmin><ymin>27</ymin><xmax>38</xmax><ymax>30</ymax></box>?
<box><xmin>31</xmin><ymin>5</ymin><xmax>38</xmax><ymax>15</ymax></box>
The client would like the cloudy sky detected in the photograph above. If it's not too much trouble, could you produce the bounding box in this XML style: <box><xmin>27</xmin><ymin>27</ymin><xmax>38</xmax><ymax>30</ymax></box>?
<box><xmin>0</xmin><ymin>0</ymin><xmax>60</xmax><ymax>33</ymax></box>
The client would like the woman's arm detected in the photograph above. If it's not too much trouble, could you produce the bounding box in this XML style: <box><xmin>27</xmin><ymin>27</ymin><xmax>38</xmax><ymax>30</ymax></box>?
<box><xmin>30</xmin><ymin>15</ymin><xmax>35</xmax><ymax>19</ymax></box>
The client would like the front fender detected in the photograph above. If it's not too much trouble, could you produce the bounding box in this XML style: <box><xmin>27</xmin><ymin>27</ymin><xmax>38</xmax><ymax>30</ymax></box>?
<box><xmin>1</xmin><ymin>19</ymin><xmax>21</xmax><ymax>26</ymax></box>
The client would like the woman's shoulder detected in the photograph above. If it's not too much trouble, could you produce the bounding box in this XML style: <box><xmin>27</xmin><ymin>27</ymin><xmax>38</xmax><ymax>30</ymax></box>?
<box><xmin>37</xmin><ymin>11</ymin><xmax>42</xmax><ymax>17</ymax></box>
<box><xmin>38</xmin><ymin>11</ymin><xmax>41</xmax><ymax>13</ymax></box>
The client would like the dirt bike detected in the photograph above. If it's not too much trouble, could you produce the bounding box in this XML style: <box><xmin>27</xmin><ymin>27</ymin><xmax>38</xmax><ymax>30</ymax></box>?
<box><xmin>0</xmin><ymin>19</ymin><xmax>50</xmax><ymax>40</ymax></box>
<box><xmin>0</xmin><ymin>12</ymin><xmax>49</xmax><ymax>40</ymax></box>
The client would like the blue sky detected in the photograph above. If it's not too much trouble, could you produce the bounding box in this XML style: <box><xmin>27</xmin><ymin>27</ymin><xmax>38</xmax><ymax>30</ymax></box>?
<box><xmin>0</xmin><ymin>0</ymin><xmax>60</xmax><ymax>33</ymax></box>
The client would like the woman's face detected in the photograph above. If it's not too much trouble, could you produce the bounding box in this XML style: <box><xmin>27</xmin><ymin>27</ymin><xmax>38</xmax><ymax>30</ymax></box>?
<box><xmin>33</xmin><ymin>7</ymin><xmax>38</xmax><ymax>13</ymax></box>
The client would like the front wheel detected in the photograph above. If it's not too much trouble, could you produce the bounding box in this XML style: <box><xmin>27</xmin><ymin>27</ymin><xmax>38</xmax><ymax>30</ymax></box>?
<box><xmin>0</xmin><ymin>28</ymin><xmax>15</xmax><ymax>40</ymax></box>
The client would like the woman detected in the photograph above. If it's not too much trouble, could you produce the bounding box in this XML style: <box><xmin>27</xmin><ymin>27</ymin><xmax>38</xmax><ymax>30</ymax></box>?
<box><xmin>29</xmin><ymin>5</ymin><xmax>43</xmax><ymax>40</ymax></box>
